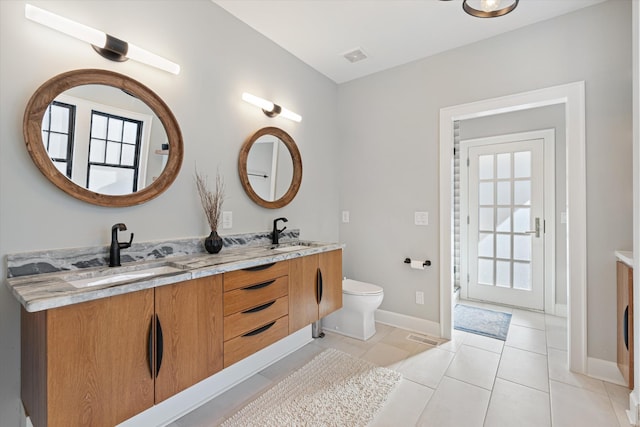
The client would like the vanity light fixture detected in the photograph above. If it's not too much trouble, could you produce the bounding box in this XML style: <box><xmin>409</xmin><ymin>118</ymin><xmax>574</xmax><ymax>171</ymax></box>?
<box><xmin>25</xmin><ymin>4</ymin><xmax>180</xmax><ymax>75</ymax></box>
<box><xmin>242</xmin><ymin>92</ymin><xmax>302</xmax><ymax>123</ymax></box>
<box><xmin>440</xmin><ymin>0</ymin><xmax>518</xmax><ymax>18</ymax></box>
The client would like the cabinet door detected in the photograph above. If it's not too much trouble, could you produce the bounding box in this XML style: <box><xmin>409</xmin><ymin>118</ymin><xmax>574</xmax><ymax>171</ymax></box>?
<box><xmin>318</xmin><ymin>250</ymin><xmax>343</xmax><ymax>318</ymax></box>
<box><xmin>46</xmin><ymin>289</ymin><xmax>155</xmax><ymax>427</ymax></box>
<box><xmin>289</xmin><ymin>254</ymin><xmax>321</xmax><ymax>333</ymax></box>
<box><xmin>617</xmin><ymin>261</ymin><xmax>634</xmax><ymax>389</ymax></box>
<box><xmin>154</xmin><ymin>275</ymin><xmax>223</xmax><ymax>402</ymax></box>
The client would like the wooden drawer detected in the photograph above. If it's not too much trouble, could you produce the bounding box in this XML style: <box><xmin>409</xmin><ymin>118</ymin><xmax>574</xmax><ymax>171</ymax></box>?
<box><xmin>224</xmin><ymin>316</ymin><xmax>289</xmax><ymax>368</ymax></box>
<box><xmin>223</xmin><ymin>276</ymin><xmax>288</xmax><ymax>316</ymax></box>
<box><xmin>224</xmin><ymin>261</ymin><xmax>289</xmax><ymax>292</ymax></box>
<box><xmin>224</xmin><ymin>296</ymin><xmax>289</xmax><ymax>341</ymax></box>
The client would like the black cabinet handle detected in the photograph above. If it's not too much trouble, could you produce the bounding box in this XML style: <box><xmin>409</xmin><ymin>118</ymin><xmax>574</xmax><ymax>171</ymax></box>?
<box><xmin>244</xmin><ymin>280</ymin><xmax>275</xmax><ymax>291</ymax></box>
<box><xmin>156</xmin><ymin>314</ymin><xmax>163</xmax><ymax>377</ymax></box>
<box><xmin>147</xmin><ymin>316</ymin><xmax>154</xmax><ymax>378</ymax></box>
<box><xmin>316</xmin><ymin>268</ymin><xmax>323</xmax><ymax>304</ymax></box>
<box><xmin>242</xmin><ymin>263</ymin><xmax>276</xmax><ymax>272</ymax></box>
<box><xmin>242</xmin><ymin>300</ymin><xmax>276</xmax><ymax>314</ymax></box>
<box><xmin>243</xmin><ymin>321</ymin><xmax>276</xmax><ymax>337</ymax></box>
<box><xmin>624</xmin><ymin>305</ymin><xmax>629</xmax><ymax>350</ymax></box>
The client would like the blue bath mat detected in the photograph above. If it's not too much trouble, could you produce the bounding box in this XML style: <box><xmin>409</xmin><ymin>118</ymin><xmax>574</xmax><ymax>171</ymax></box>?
<box><xmin>454</xmin><ymin>304</ymin><xmax>512</xmax><ymax>341</ymax></box>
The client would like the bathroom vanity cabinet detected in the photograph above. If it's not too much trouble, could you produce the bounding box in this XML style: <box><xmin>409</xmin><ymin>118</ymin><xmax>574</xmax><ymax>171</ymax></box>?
<box><xmin>21</xmin><ymin>275</ymin><xmax>223</xmax><ymax>427</ymax></box>
<box><xmin>289</xmin><ymin>250</ymin><xmax>343</xmax><ymax>333</ymax></box>
<box><xmin>16</xmin><ymin>244</ymin><xmax>343</xmax><ymax>427</ymax></box>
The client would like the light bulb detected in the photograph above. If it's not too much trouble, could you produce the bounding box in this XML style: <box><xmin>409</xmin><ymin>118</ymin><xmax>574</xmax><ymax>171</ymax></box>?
<box><xmin>481</xmin><ymin>0</ymin><xmax>501</xmax><ymax>12</ymax></box>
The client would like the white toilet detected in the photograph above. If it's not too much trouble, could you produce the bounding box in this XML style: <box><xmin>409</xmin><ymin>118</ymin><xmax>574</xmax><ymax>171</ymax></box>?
<box><xmin>322</xmin><ymin>279</ymin><xmax>384</xmax><ymax>341</ymax></box>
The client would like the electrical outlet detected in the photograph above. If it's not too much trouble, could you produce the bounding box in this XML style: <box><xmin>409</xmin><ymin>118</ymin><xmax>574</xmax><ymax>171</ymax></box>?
<box><xmin>416</xmin><ymin>291</ymin><xmax>424</xmax><ymax>305</ymax></box>
<box><xmin>222</xmin><ymin>211</ymin><xmax>232</xmax><ymax>229</ymax></box>
<box><xmin>342</xmin><ymin>211</ymin><xmax>350</xmax><ymax>223</ymax></box>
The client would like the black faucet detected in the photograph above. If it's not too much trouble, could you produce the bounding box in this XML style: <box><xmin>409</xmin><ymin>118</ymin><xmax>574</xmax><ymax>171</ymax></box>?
<box><xmin>109</xmin><ymin>223</ymin><xmax>134</xmax><ymax>267</ymax></box>
<box><xmin>272</xmin><ymin>217</ymin><xmax>288</xmax><ymax>245</ymax></box>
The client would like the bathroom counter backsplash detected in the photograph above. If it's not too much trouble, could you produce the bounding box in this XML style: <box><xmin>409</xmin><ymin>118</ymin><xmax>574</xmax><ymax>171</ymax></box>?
<box><xmin>6</xmin><ymin>230</ymin><xmax>344</xmax><ymax>313</ymax></box>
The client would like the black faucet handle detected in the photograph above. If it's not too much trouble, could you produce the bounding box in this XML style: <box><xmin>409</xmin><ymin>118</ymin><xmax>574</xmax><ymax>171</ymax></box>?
<box><xmin>119</xmin><ymin>232</ymin><xmax>134</xmax><ymax>249</ymax></box>
<box><xmin>278</xmin><ymin>226</ymin><xmax>287</xmax><ymax>233</ymax></box>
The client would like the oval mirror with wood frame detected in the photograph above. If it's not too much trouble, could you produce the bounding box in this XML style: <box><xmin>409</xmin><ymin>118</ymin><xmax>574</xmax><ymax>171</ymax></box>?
<box><xmin>23</xmin><ymin>69</ymin><xmax>183</xmax><ymax>207</ymax></box>
<box><xmin>238</xmin><ymin>127</ymin><xmax>302</xmax><ymax>209</ymax></box>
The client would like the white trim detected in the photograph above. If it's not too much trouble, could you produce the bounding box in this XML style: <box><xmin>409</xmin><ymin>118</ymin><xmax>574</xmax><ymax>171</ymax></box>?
<box><xmin>375</xmin><ymin>309</ymin><xmax>441</xmax><ymax>337</ymax></box>
<box><xmin>440</xmin><ymin>81</ymin><xmax>587</xmax><ymax>374</ymax></box>
<box><xmin>459</xmin><ymin>129</ymin><xmax>556</xmax><ymax>313</ymax></box>
<box><xmin>587</xmin><ymin>356</ymin><xmax>627</xmax><ymax>386</ymax></box>
<box><xmin>115</xmin><ymin>326</ymin><xmax>313</xmax><ymax>427</ymax></box>
<box><xmin>555</xmin><ymin>303</ymin><xmax>567</xmax><ymax>318</ymax></box>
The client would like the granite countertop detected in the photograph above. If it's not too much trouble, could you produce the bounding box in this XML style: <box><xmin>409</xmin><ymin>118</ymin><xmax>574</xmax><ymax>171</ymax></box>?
<box><xmin>7</xmin><ymin>241</ymin><xmax>343</xmax><ymax>313</ymax></box>
<box><xmin>615</xmin><ymin>250</ymin><xmax>634</xmax><ymax>268</ymax></box>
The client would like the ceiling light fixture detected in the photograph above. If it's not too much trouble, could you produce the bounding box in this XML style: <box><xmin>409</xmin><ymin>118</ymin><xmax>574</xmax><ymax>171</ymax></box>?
<box><xmin>25</xmin><ymin>4</ymin><xmax>180</xmax><ymax>75</ymax></box>
<box><xmin>462</xmin><ymin>0</ymin><xmax>519</xmax><ymax>18</ymax></box>
<box><xmin>242</xmin><ymin>93</ymin><xmax>302</xmax><ymax>123</ymax></box>
<box><xmin>440</xmin><ymin>0</ymin><xmax>518</xmax><ymax>18</ymax></box>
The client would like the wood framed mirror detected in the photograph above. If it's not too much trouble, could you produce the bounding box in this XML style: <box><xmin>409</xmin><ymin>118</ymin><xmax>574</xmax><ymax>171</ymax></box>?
<box><xmin>238</xmin><ymin>127</ymin><xmax>302</xmax><ymax>209</ymax></box>
<box><xmin>23</xmin><ymin>69</ymin><xmax>183</xmax><ymax>207</ymax></box>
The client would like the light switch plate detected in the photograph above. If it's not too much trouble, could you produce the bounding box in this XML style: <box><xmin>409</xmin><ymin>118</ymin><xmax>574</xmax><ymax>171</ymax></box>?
<box><xmin>414</xmin><ymin>211</ymin><xmax>429</xmax><ymax>226</ymax></box>
<box><xmin>222</xmin><ymin>211</ymin><xmax>233</xmax><ymax>229</ymax></box>
<box><xmin>342</xmin><ymin>211</ymin><xmax>350</xmax><ymax>223</ymax></box>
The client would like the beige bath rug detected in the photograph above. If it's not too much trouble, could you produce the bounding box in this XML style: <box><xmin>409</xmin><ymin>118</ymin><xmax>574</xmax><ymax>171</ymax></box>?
<box><xmin>221</xmin><ymin>348</ymin><xmax>402</xmax><ymax>426</ymax></box>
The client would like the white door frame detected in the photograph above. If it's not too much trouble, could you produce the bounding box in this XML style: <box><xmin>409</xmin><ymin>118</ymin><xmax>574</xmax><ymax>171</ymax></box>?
<box><xmin>439</xmin><ymin>81</ymin><xmax>587</xmax><ymax>374</ymax></box>
<box><xmin>460</xmin><ymin>130</ymin><xmax>556</xmax><ymax>313</ymax></box>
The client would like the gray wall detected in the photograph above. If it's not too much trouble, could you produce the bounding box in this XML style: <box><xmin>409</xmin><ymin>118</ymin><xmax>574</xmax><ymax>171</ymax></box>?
<box><xmin>459</xmin><ymin>105</ymin><xmax>567</xmax><ymax>305</ymax></box>
<box><xmin>0</xmin><ymin>1</ymin><xmax>339</xmax><ymax>424</ymax></box>
<box><xmin>338</xmin><ymin>0</ymin><xmax>633</xmax><ymax>360</ymax></box>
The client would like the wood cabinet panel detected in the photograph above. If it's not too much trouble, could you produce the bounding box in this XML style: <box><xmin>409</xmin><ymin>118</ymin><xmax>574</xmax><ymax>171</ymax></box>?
<box><xmin>223</xmin><ymin>316</ymin><xmax>289</xmax><ymax>368</ymax></box>
<box><xmin>288</xmin><ymin>250</ymin><xmax>343</xmax><ymax>333</ymax></box>
<box><xmin>318</xmin><ymin>250</ymin><xmax>343</xmax><ymax>319</ymax></box>
<box><xmin>154</xmin><ymin>275</ymin><xmax>223</xmax><ymax>403</ymax></box>
<box><xmin>224</xmin><ymin>296</ymin><xmax>289</xmax><ymax>341</ymax></box>
<box><xmin>223</xmin><ymin>276</ymin><xmax>288</xmax><ymax>316</ymax></box>
<box><xmin>617</xmin><ymin>261</ymin><xmax>634</xmax><ymax>389</ymax></box>
<box><xmin>288</xmin><ymin>254</ymin><xmax>322</xmax><ymax>333</ymax></box>
<box><xmin>223</xmin><ymin>261</ymin><xmax>289</xmax><ymax>292</ymax></box>
<box><xmin>22</xmin><ymin>289</ymin><xmax>156</xmax><ymax>427</ymax></box>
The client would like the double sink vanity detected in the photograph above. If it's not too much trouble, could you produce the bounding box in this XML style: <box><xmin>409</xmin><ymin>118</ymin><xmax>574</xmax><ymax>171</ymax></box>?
<box><xmin>9</xmin><ymin>236</ymin><xmax>343</xmax><ymax>427</ymax></box>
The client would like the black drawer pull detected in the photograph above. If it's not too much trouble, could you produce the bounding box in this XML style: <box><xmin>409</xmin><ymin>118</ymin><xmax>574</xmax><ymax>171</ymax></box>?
<box><xmin>242</xmin><ymin>262</ymin><xmax>276</xmax><ymax>272</ymax></box>
<box><xmin>624</xmin><ymin>305</ymin><xmax>629</xmax><ymax>350</ymax></box>
<box><xmin>147</xmin><ymin>316</ymin><xmax>154</xmax><ymax>378</ymax></box>
<box><xmin>243</xmin><ymin>321</ymin><xmax>276</xmax><ymax>337</ymax></box>
<box><xmin>244</xmin><ymin>280</ymin><xmax>275</xmax><ymax>290</ymax></box>
<box><xmin>156</xmin><ymin>314</ymin><xmax>163</xmax><ymax>378</ymax></box>
<box><xmin>242</xmin><ymin>300</ymin><xmax>276</xmax><ymax>314</ymax></box>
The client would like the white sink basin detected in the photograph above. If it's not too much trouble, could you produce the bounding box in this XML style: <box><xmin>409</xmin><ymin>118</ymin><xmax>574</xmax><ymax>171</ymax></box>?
<box><xmin>272</xmin><ymin>244</ymin><xmax>313</xmax><ymax>252</ymax></box>
<box><xmin>67</xmin><ymin>265</ymin><xmax>183</xmax><ymax>289</ymax></box>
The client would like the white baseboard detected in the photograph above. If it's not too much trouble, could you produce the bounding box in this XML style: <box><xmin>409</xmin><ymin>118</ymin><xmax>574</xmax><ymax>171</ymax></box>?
<box><xmin>587</xmin><ymin>356</ymin><xmax>627</xmax><ymax>387</ymax></box>
<box><xmin>375</xmin><ymin>309</ymin><xmax>441</xmax><ymax>337</ymax></box>
<box><xmin>115</xmin><ymin>326</ymin><xmax>313</xmax><ymax>427</ymax></box>
<box><xmin>628</xmin><ymin>390</ymin><xmax>640</xmax><ymax>426</ymax></box>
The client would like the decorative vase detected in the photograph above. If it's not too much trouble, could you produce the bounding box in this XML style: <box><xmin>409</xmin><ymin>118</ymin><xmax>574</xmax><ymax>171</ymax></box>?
<box><xmin>204</xmin><ymin>230</ymin><xmax>223</xmax><ymax>254</ymax></box>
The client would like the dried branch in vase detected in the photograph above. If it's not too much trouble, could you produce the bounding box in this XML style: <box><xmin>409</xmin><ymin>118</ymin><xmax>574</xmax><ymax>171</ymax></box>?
<box><xmin>195</xmin><ymin>169</ymin><xmax>225</xmax><ymax>232</ymax></box>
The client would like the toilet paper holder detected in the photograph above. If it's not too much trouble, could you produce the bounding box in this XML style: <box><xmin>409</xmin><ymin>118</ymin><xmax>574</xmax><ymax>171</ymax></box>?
<box><xmin>404</xmin><ymin>258</ymin><xmax>431</xmax><ymax>267</ymax></box>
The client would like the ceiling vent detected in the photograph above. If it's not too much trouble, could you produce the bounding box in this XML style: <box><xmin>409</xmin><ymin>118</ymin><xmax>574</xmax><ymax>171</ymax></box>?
<box><xmin>343</xmin><ymin>48</ymin><xmax>368</xmax><ymax>63</ymax></box>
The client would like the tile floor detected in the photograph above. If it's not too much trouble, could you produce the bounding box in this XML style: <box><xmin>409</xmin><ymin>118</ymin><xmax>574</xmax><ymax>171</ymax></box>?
<box><xmin>170</xmin><ymin>301</ymin><xmax>632</xmax><ymax>427</ymax></box>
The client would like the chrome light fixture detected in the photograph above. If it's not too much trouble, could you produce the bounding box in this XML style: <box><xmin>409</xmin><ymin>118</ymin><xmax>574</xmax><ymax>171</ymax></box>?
<box><xmin>462</xmin><ymin>0</ymin><xmax>519</xmax><ymax>18</ymax></box>
<box><xmin>242</xmin><ymin>93</ymin><xmax>302</xmax><ymax>123</ymax></box>
<box><xmin>25</xmin><ymin>4</ymin><xmax>180</xmax><ymax>75</ymax></box>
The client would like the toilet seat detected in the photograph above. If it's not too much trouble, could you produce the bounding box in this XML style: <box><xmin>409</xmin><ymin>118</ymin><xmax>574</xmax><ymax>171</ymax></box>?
<box><xmin>343</xmin><ymin>279</ymin><xmax>383</xmax><ymax>296</ymax></box>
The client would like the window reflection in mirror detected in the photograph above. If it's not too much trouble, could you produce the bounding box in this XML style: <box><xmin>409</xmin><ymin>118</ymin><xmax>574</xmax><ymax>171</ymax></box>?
<box><xmin>41</xmin><ymin>84</ymin><xmax>167</xmax><ymax>196</ymax></box>
<box><xmin>246</xmin><ymin>136</ymin><xmax>294</xmax><ymax>202</ymax></box>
